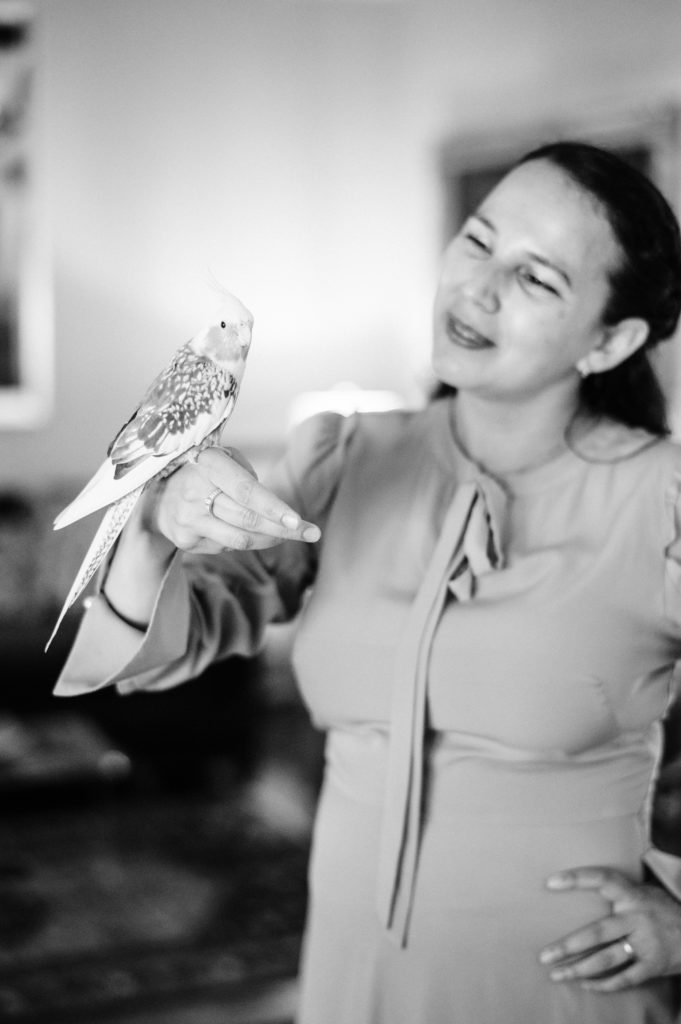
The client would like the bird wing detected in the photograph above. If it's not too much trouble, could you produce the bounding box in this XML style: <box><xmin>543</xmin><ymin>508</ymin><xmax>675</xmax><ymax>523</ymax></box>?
<box><xmin>54</xmin><ymin>347</ymin><xmax>238</xmax><ymax>529</ymax></box>
<box><xmin>108</xmin><ymin>345</ymin><xmax>232</xmax><ymax>474</ymax></box>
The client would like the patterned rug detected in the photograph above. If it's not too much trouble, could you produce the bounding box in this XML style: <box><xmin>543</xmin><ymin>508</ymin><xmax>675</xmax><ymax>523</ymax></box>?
<box><xmin>0</xmin><ymin>783</ymin><xmax>311</xmax><ymax>1022</ymax></box>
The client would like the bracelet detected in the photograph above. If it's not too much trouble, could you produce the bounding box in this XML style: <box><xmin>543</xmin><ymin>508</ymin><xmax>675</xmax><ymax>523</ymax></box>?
<box><xmin>100</xmin><ymin>586</ymin><xmax>148</xmax><ymax>632</ymax></box>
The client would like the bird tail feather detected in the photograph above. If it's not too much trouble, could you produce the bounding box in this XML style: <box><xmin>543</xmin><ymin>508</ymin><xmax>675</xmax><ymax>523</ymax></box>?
<box><xmin>54</xmin><ymin>455</ymin><xmax>170</xmax><ymax>529</ymax></box>
<box><xmin>45</xmin><ymin>485</ymin><xmax>144</xmax><ymax>651</ymax></box>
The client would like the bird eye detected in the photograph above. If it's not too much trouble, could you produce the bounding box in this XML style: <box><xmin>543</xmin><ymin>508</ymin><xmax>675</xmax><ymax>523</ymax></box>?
<box><xmin>220</xmin><ymin>321</ymin><xmax>226</xmax><ymax>329</ymax></box>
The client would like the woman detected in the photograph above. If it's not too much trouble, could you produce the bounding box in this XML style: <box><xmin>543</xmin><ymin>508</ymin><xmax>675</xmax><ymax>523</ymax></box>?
<box><xmin>57</xmin><ymin>142</ymin><xmax>681</xmax><ymax>1022</ymax></box>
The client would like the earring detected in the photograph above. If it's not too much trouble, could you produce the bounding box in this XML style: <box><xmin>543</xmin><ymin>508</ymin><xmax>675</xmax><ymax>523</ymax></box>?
<box><xmin>576</xmin><ymin>361</ymin><xmax>590</xmax><ymax>378</ymax></box>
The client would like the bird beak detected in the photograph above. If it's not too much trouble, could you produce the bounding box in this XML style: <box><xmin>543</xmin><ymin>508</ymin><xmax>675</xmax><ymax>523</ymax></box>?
<box><xmin>239</xmin><ymin>324</ymin><xmax>253</xmax><ymax>355</ymax></box>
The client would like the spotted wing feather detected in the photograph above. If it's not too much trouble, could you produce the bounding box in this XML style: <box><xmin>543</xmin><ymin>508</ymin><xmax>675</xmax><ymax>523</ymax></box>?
<box><xmin>109</xmin><ymin>346</ymin><xmax>230</xmax><ymax>477</ymax></box>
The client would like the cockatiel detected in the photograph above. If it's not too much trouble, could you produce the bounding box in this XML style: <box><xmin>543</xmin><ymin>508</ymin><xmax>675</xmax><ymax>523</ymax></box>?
<box><xmin>45</xmin><ymin>289</ymin><xmax>254</xmax><ymax>651</ymax></box>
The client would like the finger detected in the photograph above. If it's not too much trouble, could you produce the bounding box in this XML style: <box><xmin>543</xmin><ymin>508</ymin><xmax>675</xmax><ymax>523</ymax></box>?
<box><xmin>545</xmin><ymin>937</ymin><xmax>637</xmax><ymax>984</ymax></box>
<box><xmin>546</xmin><ymin>866</ymin><xmax>639</xmax><ymax>906</ymax></box>
<box><xmin>180</xmin><ymin>538</ymin><xmax>228</xmax><ymax>556</ymax></box>
<box><xmin>196</xmin><ymin>512</ymin><xmax>291</xmax><ymax>554</ymax></box>
<box><xmin>196</xmin><ymin>446</ymin><xmax>317</xmax><ymax>537</ymax></box>
<box><xmin>540</xmin><ymin>916</ymin><xmax>627</xmax><ymax>967</ymax></box>
<box><xmin>208</xmin><ymin>490</ymin><xmax>319</xmax><ymax>542</ymax></box>
<box><xmin>579</xmin><ymin>959</ymin><xmax>649</xmax><ymax>993</ymax></box>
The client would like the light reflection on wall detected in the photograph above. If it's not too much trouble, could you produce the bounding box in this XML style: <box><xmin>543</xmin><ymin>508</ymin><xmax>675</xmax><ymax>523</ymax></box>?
<box><xmin>287</xmin><ymin>381</ymin><xmax>406</xmax><ymax>429</ymax></box>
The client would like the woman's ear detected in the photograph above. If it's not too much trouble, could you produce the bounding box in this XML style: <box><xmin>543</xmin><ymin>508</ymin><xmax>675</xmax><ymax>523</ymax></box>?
<box><xmin>576</xmin><ymin>318</ymin><xmax>650</xmax><ymax>377</ymax></box>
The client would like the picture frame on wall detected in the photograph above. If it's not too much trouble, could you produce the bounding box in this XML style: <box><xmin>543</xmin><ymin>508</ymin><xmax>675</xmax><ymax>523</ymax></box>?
<box><xmin>0</xmin><ymin>1</ymin><xmax>52</xmax><ymax>428</ymax></box>
<box><xmin>439</xmin><ymin>103</ymin><xmax>681</xmax><ymax>243</ymax></box>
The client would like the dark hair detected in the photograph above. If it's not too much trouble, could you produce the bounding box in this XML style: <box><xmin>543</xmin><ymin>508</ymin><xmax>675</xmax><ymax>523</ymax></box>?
<box><xmin>436</xmin><ymin>141</ymin><xmax>681</xmax><ymax>435</ymax></box>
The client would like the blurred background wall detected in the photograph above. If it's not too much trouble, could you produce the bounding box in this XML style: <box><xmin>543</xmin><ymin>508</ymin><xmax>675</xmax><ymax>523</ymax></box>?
<box><xmin>3</xmin><ymin>0</ymin><xmax>681</xmax><ymax>486</ymax></box>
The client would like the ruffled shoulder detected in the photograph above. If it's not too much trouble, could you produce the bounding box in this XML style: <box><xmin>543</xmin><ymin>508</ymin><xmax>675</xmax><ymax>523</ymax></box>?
<box><xmin>270</xmin><ymin>412</ymin><xmax>360</xmax><ymax>528</ymax></box>
<box><xmin>569</xmin><ymin>417</ymin><xmax>660</xmax><ymax>462</ymax></box>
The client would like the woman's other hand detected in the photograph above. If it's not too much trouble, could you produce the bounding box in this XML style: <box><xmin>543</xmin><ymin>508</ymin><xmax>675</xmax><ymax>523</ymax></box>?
<box><xmin>539</xmin><ymin>866</ymin><xmax>681</xmax><ymax>990</ymax></box>
<box><xmin>147</xmin><ymin>444</ymin><xmax>321</xmax><ymax>555</ymax></box>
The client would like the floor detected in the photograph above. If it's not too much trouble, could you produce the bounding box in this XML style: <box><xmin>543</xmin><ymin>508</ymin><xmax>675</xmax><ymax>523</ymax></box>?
<box><xmin>0</xmin><ymin>700</ymin><xmax>323</xmax><ymax>1024</ymax></box>
<box><xmin>95</xmin><ymin>979</ymin><xmax>299</xmax><ymax>1024</ymax></box>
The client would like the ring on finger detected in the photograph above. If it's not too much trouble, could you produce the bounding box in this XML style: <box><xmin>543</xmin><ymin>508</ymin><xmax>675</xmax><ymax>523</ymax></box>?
<box><xmin>204</xmin><ymin>486</ymin><xmax>222</xmax><ymax>518</ymax></box>
<box><xmin>620</xmin><ymin>938</ymin><xmax>637</xmax><ymax>963</ymax></box>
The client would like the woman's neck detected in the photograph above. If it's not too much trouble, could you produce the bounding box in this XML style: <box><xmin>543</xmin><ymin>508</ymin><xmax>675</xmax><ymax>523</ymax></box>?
<box><xmin>449</xmin><ymin>391</ymin><xmax>579</xmax><ymax>478</ymax></box>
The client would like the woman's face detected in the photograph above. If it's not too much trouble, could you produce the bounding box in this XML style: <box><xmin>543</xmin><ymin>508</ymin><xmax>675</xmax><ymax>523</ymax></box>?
<box><xmin>432</xmin><ymin>159</ymin><xmax>622</xmax><ymax>403</ymax></box>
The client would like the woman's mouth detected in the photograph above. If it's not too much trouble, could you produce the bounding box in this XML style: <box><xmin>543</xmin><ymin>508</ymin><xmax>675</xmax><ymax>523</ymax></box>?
<box><xmin>446</xmin><ymin>314</ymin><xmax>494</xmax><ymax>349</ymax></box>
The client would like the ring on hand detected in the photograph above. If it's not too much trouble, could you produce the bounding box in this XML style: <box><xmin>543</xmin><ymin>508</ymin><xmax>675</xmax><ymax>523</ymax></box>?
<box><xmin>620</xmin><ymin>938</ymin><xmax>637</xmax><ymax>962</ymax></box>
<box><xmin>204</xmin><ymin>486</ymin><xmax>222</xmax><ymax>518</ymax></box>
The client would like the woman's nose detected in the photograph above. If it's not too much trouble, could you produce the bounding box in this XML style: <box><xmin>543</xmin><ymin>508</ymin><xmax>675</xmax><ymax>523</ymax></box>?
<box><xmin>462</xmin><ymin>265</ymin><xmax>502</xmax><ymax>313</ymax></box>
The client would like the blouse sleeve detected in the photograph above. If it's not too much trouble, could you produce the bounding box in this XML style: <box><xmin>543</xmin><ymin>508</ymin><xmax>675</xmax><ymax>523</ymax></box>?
<box><xmin>53</xmin><ymin>411</ymin><xmax>356</xmax><ymax>698</ymax></box>
<box><xmin>643</xmin><ymin>698</ymin><xmax>681</xmax><ymax>902</ymax></box>
<box><xmin>643</xmin><ymin>699</ymin><xmax>681</xmax><ymax>900</ymax></box>
<box><xmin>646</xmin><ymin>475</ymin><xmax>681</xmax><ymax>900</ymax></box>
<box><xmin>664</xmin><ymin>466</ymin><xmax>681</xmax><ymax>626</ymax></box>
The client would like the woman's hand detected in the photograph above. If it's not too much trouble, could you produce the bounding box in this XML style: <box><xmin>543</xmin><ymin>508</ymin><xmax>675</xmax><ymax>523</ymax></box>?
<box><xmin>539</xmin><ymin>866</ymin><xmax>681</xmax><ymax>991</ymax></box>
<box><xmin>148</xmin><ymin>444</ymin><xmax>321</xmax><ymax>555</ymax></box>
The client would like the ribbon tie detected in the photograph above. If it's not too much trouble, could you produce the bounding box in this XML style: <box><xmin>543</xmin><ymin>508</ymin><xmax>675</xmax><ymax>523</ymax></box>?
<box><xmin>376</xmin><ymin>478</ymin><xmax>504</xmax><ymax>946</ymax></box>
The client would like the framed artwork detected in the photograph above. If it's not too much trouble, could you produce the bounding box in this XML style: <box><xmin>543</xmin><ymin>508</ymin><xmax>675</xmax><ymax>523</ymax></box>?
<box><xmin>0</xmin><ymin>0</ymin><xmax>52</xmax><ymax>428</ymax></box>
<box><xmin>439</xmin><ymin>104</ymin><xmax>681</xmax><ymax>243</ymax></box>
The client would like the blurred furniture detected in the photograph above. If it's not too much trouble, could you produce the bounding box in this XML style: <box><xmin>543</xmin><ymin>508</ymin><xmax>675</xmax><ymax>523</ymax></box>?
<box><xmin>0</xmin><ymin>484</ymin><xmax>324</xmax><ymax>1023</ymax></box>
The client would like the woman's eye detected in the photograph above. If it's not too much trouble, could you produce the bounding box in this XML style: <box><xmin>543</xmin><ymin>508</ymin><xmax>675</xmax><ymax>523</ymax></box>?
<box><xmin>464</xmin><ymin>233</ymin><xmax>490</xmax><ymax>254</ymax></box>
<box><xmin>519</xmin><ymin>269</ymin><xmax>558</xmax><ymax>295</ymax></box>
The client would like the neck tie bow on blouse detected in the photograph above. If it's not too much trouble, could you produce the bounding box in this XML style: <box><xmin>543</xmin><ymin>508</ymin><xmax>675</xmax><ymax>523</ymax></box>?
<box><xmin>376</xmin><ymin>477</ymin><xmax>505</xmax><ymax>946</ymax></box>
